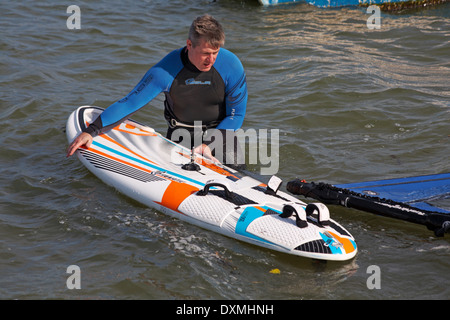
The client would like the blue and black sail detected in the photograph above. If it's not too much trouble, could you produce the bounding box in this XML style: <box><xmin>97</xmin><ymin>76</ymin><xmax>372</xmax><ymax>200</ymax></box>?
<box><xmin>287</xmin><ymin>173</ymin><xmax>450</xmax><ymax>236</ymax></box>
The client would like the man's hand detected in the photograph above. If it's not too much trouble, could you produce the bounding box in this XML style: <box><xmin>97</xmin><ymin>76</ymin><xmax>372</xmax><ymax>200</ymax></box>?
<box><xmin>66</xmin><ymin>132</ymin><xmax>93</xmax><ymax>157</ymax></box>
<box><xmin>193</xmin><ymin>144</ymin><xmax>219</xmax><ymax>163</ymax></box>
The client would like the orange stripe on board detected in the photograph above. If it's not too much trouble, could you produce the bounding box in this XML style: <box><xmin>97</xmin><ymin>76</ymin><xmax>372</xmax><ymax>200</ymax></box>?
<box><xmin>100</xmin><ymin>135</ymin><xmax>158</xmax><ymax>166</ymax></box>
<box><xmin>80</xmin><ymin>146</ymin><xmax>154</xmax><ymax>175</ymax></box>
<box><xmin>253</xmin><ymin>206</ymin><xmax>267</xmax><ymax>213</ymax></box>
<box><xmin>113</xmin><ymin>123</ymin><xmax>157</xmax><ymax>136</ymax></box>
<box><xmin>81</xmin><ymin>145</ymin><xmax>186</xmax><ymax>184</ymax></box>
<box><xmin>328</xmin><ymin>231</ymin><xmax>356</xmax><ymax>254</ymax></box>
<box><xmin>85</xmin><ymin>119</ymin><xmax>157</xmax><ymax>165</ymax></box>
<box><xmin>156</xmin><ymin>181</ymin><xmax>199</xmax><ymax>212</ymax></box>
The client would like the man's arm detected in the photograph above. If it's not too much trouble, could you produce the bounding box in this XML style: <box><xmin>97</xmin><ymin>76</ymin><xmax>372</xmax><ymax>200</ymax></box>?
<box><xmin>66</xmin><ymin>48</ymin><xmax>184</xmax><ymax>156</ymax></box>
<box><xmin>65</xmin><ymin>70</ymin><xmax>162</xmax><ymax>157</ymax></box>
<box><xmin>214</xmin><ymin>48</ymin><xmax>248</xmax><ymax>131</ymax></box>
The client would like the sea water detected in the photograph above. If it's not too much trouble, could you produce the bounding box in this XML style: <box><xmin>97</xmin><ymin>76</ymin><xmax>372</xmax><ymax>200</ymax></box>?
<box><xmin>1</xmin><ymin>0</ymin><xmax>448</xmax><ymax>300</ymax></box>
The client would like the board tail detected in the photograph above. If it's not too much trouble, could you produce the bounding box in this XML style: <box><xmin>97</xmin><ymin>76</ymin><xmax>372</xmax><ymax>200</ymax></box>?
<box><xmin>286</xmin><ymin>178</ymin><xmax>450</xmax><ymax>237</ymax></box>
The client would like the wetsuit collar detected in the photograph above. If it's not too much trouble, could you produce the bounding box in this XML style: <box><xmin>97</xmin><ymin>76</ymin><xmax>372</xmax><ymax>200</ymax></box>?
<box><xmin>182</xmin><ymin>46</ymin><xmax>202</xmax><ymax>73</ymax></box>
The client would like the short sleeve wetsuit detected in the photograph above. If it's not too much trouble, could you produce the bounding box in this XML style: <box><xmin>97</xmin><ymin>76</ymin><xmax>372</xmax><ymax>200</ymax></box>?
<box><xmin>83</xmin><ymin>46</ymin><xmax>248</xmax><ymax>145</ymax></box>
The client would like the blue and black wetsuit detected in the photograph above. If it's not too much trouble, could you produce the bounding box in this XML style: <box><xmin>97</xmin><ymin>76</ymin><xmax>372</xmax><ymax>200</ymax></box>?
<box><xmin>84</xmin><ymin>46</ymin><xmax>248</xmax><ymax>148</ymax></box>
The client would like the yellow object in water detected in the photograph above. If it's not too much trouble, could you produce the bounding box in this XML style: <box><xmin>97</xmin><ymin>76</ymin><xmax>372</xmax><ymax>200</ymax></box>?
<box><xmin>269</xmin><ymin>268</ymin><xmax>280</xmax><ymax>274</ymax></box>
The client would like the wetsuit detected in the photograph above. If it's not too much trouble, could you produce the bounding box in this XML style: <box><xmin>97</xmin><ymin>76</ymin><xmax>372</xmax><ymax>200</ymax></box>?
<box><xmin>84</xmin><ymin>46</ymin><xmax>248</xmax><ymax>147</ymax></box>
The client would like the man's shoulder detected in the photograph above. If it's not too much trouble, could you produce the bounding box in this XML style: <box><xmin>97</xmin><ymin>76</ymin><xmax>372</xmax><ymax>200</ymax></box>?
<box><xmin>152</xmin><ymin>47</ymin><xmax>184</xmax><ymax>78</ymax></box>
<box><xmin>156</xmin><ymin>47</ymin><xmax>183</xmax><ymax>66</ymax></box>
<box><xmin>215</xmin><ymin>48</ymin><xmax>245</xmax><ymax>76</ymax></box>
<box><xmin>217</xmin><ymin>48</ymin><xmax>241</xmax><ymax>64</ymax></box>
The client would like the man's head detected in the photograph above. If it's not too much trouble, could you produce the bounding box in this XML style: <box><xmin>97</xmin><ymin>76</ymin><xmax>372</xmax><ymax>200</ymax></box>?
<box><xmin>187</xmin><ymin>14</ymin><xmax>225</xmax><ymax>72</ymax></box>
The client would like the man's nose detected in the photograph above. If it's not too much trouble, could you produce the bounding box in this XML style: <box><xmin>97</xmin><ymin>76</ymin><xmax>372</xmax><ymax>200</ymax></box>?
<box><xmin>207</xmin><ymin>53</ymin><xmax>215</xmax><ymax>61</ymax></box>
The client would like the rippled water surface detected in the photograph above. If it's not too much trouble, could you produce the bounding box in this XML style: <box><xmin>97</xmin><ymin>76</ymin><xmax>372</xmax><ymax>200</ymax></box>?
<box><xmin>1</xmin><ymin>0</ymin><xmax>449</xmax><ymax>300</ymax></box>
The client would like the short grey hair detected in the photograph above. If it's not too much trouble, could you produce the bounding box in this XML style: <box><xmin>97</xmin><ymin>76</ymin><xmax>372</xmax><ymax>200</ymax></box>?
<box><xmin>188</xmin><ymin>14</ymin><xmax>225</xmax><ymax>48</ymax></box>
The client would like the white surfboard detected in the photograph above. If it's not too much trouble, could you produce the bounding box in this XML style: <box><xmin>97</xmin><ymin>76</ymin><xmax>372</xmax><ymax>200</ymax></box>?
<box><xmin>66</xmin><ymin>106</ymin><xmax>357</xmax><ymax>261</ymax></box>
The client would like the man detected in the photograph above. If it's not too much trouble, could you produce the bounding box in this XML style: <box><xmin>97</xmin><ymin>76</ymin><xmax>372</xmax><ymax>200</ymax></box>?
<box><xmin>66</xmin><ymin>14</ymin><xmax>248</xmax><ymax>164</ymax></box>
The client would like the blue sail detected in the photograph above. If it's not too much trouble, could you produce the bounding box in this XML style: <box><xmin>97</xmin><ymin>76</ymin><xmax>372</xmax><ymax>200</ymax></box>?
<box><xmin>258</xmin><ymin>0</ymin><xmax>424</xmax><ymax>8</ymax></box>
<box><xmin>287</xmin><ymin>173</ymin><xmax>450</xmax><ymax>236</ymax></box>
<box><xmin>335</xmin><ymin>173</ymin><xmax>450</xmax><ymax>214</ymax></box>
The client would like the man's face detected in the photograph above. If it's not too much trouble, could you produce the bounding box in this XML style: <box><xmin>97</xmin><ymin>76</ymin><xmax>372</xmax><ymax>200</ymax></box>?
<box><xmin>187</xmin><ymin>38</ymin><xmax>220</xmax><ymax>72</ymax></box>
